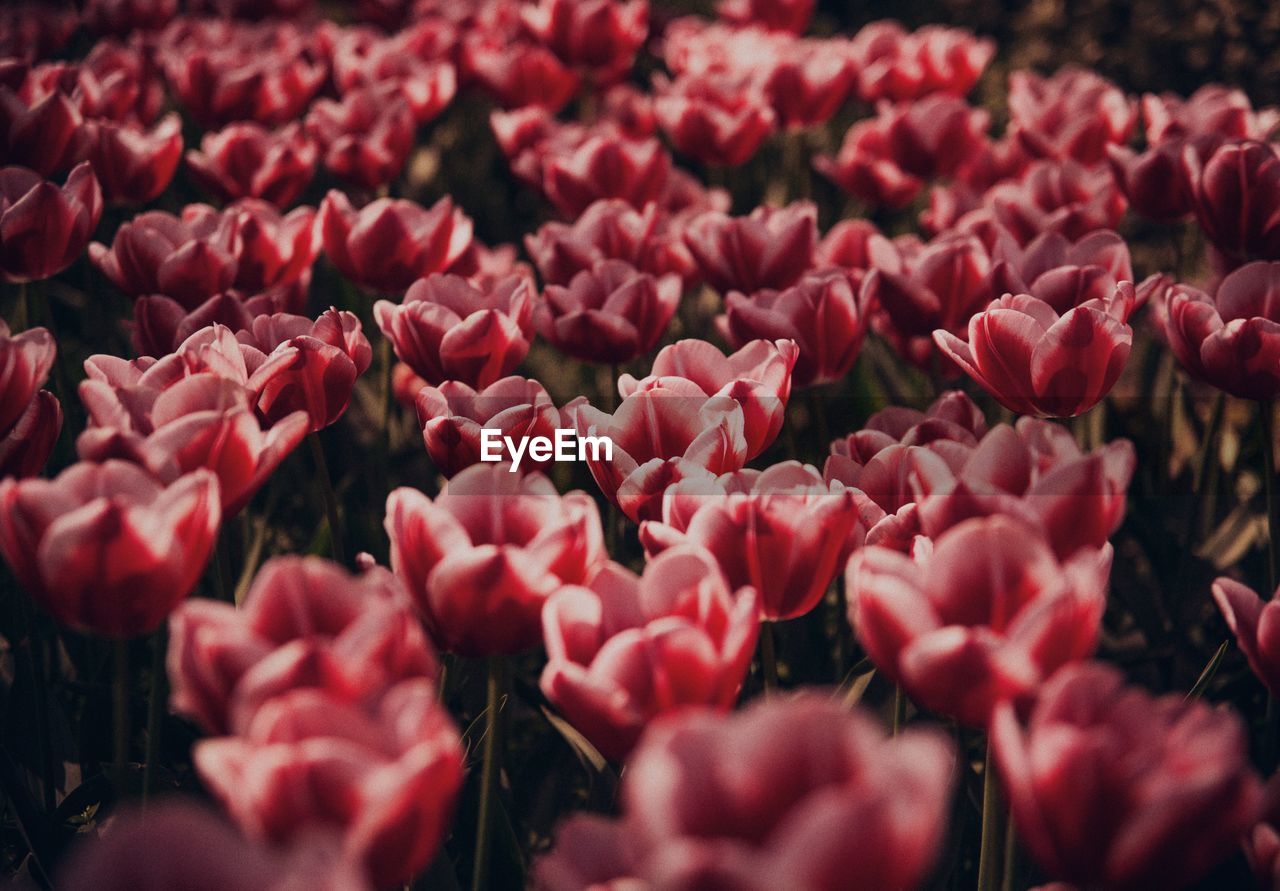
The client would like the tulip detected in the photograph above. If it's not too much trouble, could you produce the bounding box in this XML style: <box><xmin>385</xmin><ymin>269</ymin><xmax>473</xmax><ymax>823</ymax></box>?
<box><xmin>0</xmin><ymin>83</ymin><xmax>87</xmax><ymax>177</ymax></box>
<box><xmin>850</xmin><ymin>21</ymin><xmax>995</xmax><ymax>102</ymax></box>
<box><xmin>186</xmin><ymin>122</ymin><xmax>318</xmax><ymax>208</ymax></box>
<box><xmin>654</xmin><ymin>73</ymin><xmax>777</xmax><ymax>167</ymax></box>
<box><xmin>415</xmin><ymin>376</ymin><xmax>559</xmax><ymax>477</ymax></box>
<box><xmin>990</xmin><ymin>228</ymin><xmax>1137</xmax><ymax>316</ymax></box>
<box><xmin>537</xmin><ymin>259</ymin><xmax>680</xmax><ymax>364</ymax></box>
<box><xmin>82</xmin><ymin>0</ymin><xmax>177</xmax><ymax>36</ymax></box>
<box><xmin>1165</xmin><ymin>261</ymin><xmax>1280</xmax><ymax>400</ymax></box>
<box><xmin>73</xmin><ymin>41</ymin><xmax>168</xmax><ymax>126</ymax></box>
<box><xmin>934</xmin><ymin>286</ymin><xmax>1134</xmax><ymax>418</ymax></box>
<box><xmin>684</xmin><ymin>201</ymin><xmax>816</xmax><ymax>295</ymax></box>
<box><xmin>992</xmin><ymin>663</ymin><xmax>1262</xmax><ymax>889</ymax></box>
<box><xmin>0</xmin><ymin>163</ymin><xmax>102</xmax><ymax>283</ymax></box>
<box><xmin>195</xmin><ymin>679</ymin><xmax>463</xmax><ymax>889</ymax></box>
<box><xmin>983</xmin><ymin>158</ymin><xmax>1127</xmax><ymax>245</ymax></box>
<box><xmin>761</xmin><ymin>39</ymin><xmax>855</xmax><ymax>129</ymax></box>
<box><xmin>82</xmin><ymin>114</ymin><xmax>182</xmax><ymax>206</ymax></box>
<box><xmin>0</xmin><ymin>390</ymin><xmax>60</xmax><ymax>480</ymax></box>
<box><xmin>329</xmin><ymin>27</ymin><xmax>456</xmax><ymax>124</ymax></box>
<box><xmin>525</xmin><ymin>199</ymin><xmax>696</xmax><ymax>286</ymax></box>
<box><xmin>305</xmin><ymin>84</ymin><xmax>416</xmax><ymax>191</ymax></box>
<box><xmin>462</xmin><ymin>36</ymin><xmax>579</xmax><ymax>112</ymax></box>
<box><xmin>130</xmin><ymin>291</ymin><xmax>260</xmax><ymax>357</ymax></box>
<box><xmin>1008</xmin><ymin>67</ymin><xmax>1136</xmax><ymax>165</ymax></box>
<box><xmin>1213</xmin><ymin>577</ymin><xmax>1280</xmax><ymax>696</ymax></box>
<box><xmin>168</xmin><ymin>555</ymin><xmax>438</xmax><ymax>736</ymax></box>
<box><xmin>847</xmin><ymin>515</ymin><xmax>1111</xmax><ymax>726</ymax></box>
<box><xmin>319</xmin><ymin>190</ymin><xmax>474</xmax><ymax>294</ymax></box>
<box><xmin>541</xmin><ymin>546</ymin><xmax>760</xmax><ymax>761</ymax></box>
<box><xmin>1144</xmin><ymin>84</ymin><xmax>1279</xmax><ymax>147</ymax></box>
<box><xmin>375</xmin><ymin>273</ymin><xmax>534</xmax><ymax>388</ymax></box>
<box><xmin>1106</xmin><ymin>141</ymin><xmax>1196</xmax><ymax>222</ymax></box>
<box><xmin>541</xmin><ymin>133</ymin><xmax>671</xmax><ymax>218</ymax></box>
<box><xmin>642</xmin><ymin>462</ymin><xmax>875</xmax><ymax>620</ymax></box>
<box><xmin>0</xmin><ymin>320</ymin><xmax>55</xmax><ymax>436</ymax></box>
<box><xmin>717</xmin><ymin>0</ymin><xmax>815</xmax><ymax>34</ymax></box>
<box><xmin>1183</xmin><ymin>140</ymin><xmax>1280</xmax><ymax>267</ymax></box>
<box><xmin>0</xmin><ymin>461</ymin><xmax>221</xmax><ymax>637</ymax></box>
<box><xmin>536</xmin><ymin>695</ymin><xmax>955</xmax><ymax>890</ymax></box>
<box><xmin>57</xmin><ymin>800</ymin><xmax>370</xmax><ymax>891</ymax></box>
<box><xmin>520</xmin><ymin>0</ymin><xmax>648</xmax><ymax>83</ymax></box>
<box><xmin>386</xmin><ymin>465</ymin><xmax>606</xmax><ymax>655</ymax></box>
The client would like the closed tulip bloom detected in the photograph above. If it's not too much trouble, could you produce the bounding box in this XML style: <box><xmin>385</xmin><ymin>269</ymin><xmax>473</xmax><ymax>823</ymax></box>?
<box><xmin>992</xmin><ymin>663</ymin><xmax>1262</xmax><ymax>890</ymax></box>
<box><xmin>654</xmin><ymin>73</ymin><xmax>777</xmax><ymax>167</ymax></box>
<box><xmin>1165</xmin><ymin>261</ymin><xmax>1280</xmax><ymax>400</ymax></box>
<box><xmin>541</xmin><ymin>546</ymin><xmax>760</xmax><ymax>761</ymax></box>
<box><xmin>463</xmin><ymin>36</ymin><xmax>579</xmax><ymax>112</ymax></box>
<box><xmin>684</xmin><ymin>201</ymin><xmax>816</xmax><ymax>295</ymax></box>
<box><xmin>717</xmin><ymin>0</ymin><xmax>814</xmax><ymax>33</ymax></box>
<box><xmin>521</xmin><ymin>0</ymin><xmax>648</xmax><ymax>82</ymax></box>
<box><xmin>186</xmin><ymin>122</ymin><xmax>318</xmax><ymax>208</ymax></box>
<box><xmin>195</xmin><ymin>679</ymin><xmax>463</xmax><ymax>890</ymax></box>
<box><xmin>319</xmin><ymin>190</ymin><xmax>474</xmax><ymax>294</ymax></box>
<box><xmin>168</xmin><ymin>555</ymin><xmax>438</xmax><ymax>736</ymax></box>
<box><xmin>306</xmin><ymin>84</ymin><xmax>416</xmax><ymax>190</ymax></box>
<box><xmin>525</xmin><ymin>199</ymin><xmax>695</xmax><ymax>286</ymax></box>
<box><xmin>0</xmin><ymin>163</ymin><xmax>102</xmax><ymax>283</ymax></box>
<box><xmin>1008</xmin><ymin>67</ymin><xmax>1136</xmax><ymax>165</ymax></box>
<box><xmin>386</xmin><ymin>465</ymin><xmax>606</xmax><ymax>655</ymax></box>
<box><xmin>537</xmin><ymin>695</ymin><xmax>955</xmax><ymax>891</ymax></box>
<box><xmin>375</xmin><ymin>273</ymin><xmax>534</xmax><ymax>388</ymax></box>
<box><xmin>642</xmin><ymin>462</ymin><xmax>874</xmax><ymax>620</ymax></box>
<box><xmin>934</xmin><ymin>285</ymin><xmax>1134</xmax><ymax>418</ymax></box>
<box><xmin>1213</xmin><ymin>577</ymin><xmax>1280</xmax><ymax>696</ymax></box>
<box><xmin>130</xmin><ymin>291</ymin><xmax>265</xmax><ymax>360</ymax></box>
<box><xmin>83</xmin><ymin>114</ymin><xmax>182</xmax><ymax>205</ymax></box>
<box><xmin>850</xmin><ymin>21</ymin><xmax>995</xmax><ymax>102</ymax></box>
<box><xmin>538</xmin><ymin>259</ymin><xmax>680</xmax><ymax>364</ymax></box>
<box><xmin>1183</xmin><ymin>140</ymin><xmax>1280</xmax><ymax>267</ymax></box>
<box><xmin>0</xmin><ymin>461</ymin><xmax>221</xmax><ymax>637</ymax></box>
<box><xmin>847</xmin><ymin>515</ymin><xmax>1111</xmax><ymax>726</ymax></box>
<box><xmin>1106</xmin><ymin>141</ymin><xmax>1196</xmax><ymax>222</ymax></box>
<box><xmin>415</xmin><ymin>376</ymin><xmax>559</xmax><ymax>477</ymax></box>
<box><xmin>0</xmin><ymin>389</ymin><xmax>61</xmax><ymax>479</ymax></box>
<box><xmin>541</xmin><ymin>133</ymin><xmax>671</xmax><ymax>218</ymax></box>
<box><xmin>0</xmin><ymin>319</ymin><xmax>55</xmax><ymax>438</ymax></box>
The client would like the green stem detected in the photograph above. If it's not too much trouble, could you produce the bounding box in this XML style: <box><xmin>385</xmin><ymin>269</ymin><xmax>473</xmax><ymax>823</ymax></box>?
<box><xmin>472</xmin><ymin>657</ymin><xmax>504</xmax><ymax>891</ymax></box>
<box><xmin>310</xmin><ymin>433</ymin><xmax>346</xmax><ymax>565</ymax></box>
<box><xmin>892</xmin><ymin>685</ymin><xmax>906</xmax><ymax>736</ymax></box>
<box><xmin>16</xmin><ymin>281</ymin><xmax>30</xmax><ymax>331</ymax></box>
<box><xmin>1191</xmin><ymin>392</ymin><xmax>1226</xmax><ymax>544</ymax></box>
<box><xmin>380</xmin><ymin>338</ymin><xmax>394</xmax><ymax>498</ymax></box>
<box><xmin>113</xmin><ymin>639</ymin><xmax>129</xmax><ymax>788</ymax></box>
<box><xmin>142</xmin><ymin>629</ymin><xmax>166</xmax><ymax>805</ymax></box>
<box><xmin>977</xmin><ymin>739</ymin><xmax>1005</xmax><ymax>891</ymax></box>
<box><xmin>760</xmin><ymin>621</ymin><xmax>779</xmax><ymax>695</ymax></box>
<box><xmin>1001</xmin><ymin>812</ymin><xmax>1018</xmax><ymax>891</ymax></box>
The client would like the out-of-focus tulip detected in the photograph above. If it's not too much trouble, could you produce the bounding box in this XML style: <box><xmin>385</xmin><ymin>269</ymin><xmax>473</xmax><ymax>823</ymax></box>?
<box><xmin>82</xmin><ymin>0</ymin><xmax>177</xmax><ymax>36</ymax></box>
<box><xmin>1107</xmin><ymin>141</ymin><xmax>1195</xmax><ymax>222</ymax></box>
<box><xmin>762</xmin><ymin>40</ymin><xmax>854</xmax><ymax>129</ymax></box>
<box><xmin>306</xmin><ymin>84</ymin><xmax>415</xmax><ymax>191</ymax></box>
<box><xmin>386</xmin><ymin>465</ymin><xmax>606</xmax><ymax>655</ymax></box>
<box><xmin>849</xmin><ymin>21</ymin><xmax>994</xmax><ymax>102</ymax></box>
<box><xmin>847</xmin><ymin>515</ymin><xmax>1111</xmax><ymax>726</ymax></box>
<box><xmin>1008</xmin><ymin>67</ymin><xmax>1135</xmax><ymax>165</ymax></box>
<box><xmin>541</xmin><ymin>546</ymin><xmax>759</xmax><ymax>761</ymax></box>
<box><xmin>0</xmin><ymin>319</ymin><xmax>55</xmax><ymax>437</ymax></box>
<box><xmin>1214</xmin><ymin>577</ymin><xmax>1280</xmax><ymax>697</ymax></box>
<box><xmin>721</xmin><ymin>269</ymin><xmax>869</xmax><ymax>387</ymax></box>
<box><xmin>990</xmin><ymin>228</ymin><xmax>1137</xmax><ymax>316</ymax></box>
<box><xmin>131</xmin><ymin>291</ymin><xmax>263</xmax><ymax>357</ymax></box>
<box><xmin>934</xmin><ymin>285</ymin><xmax>1134</xmax><ymax>418</ymax></box>
<box><xmin>0</xmin><ymin>389</ymin><xmax>61</xmax><ymax>479</ymax></box>
<box><xmin>717</xmin><ymin>0</ymin><xmax>814</xmax><ymax>34</ymax></box>
<box><xmin>981</xmin><ymin>158</ymin><xmax>1126</xmax><ymax>245</ymax></box>
<box><xmin>0</xmin><ymin>461</ymin><xmax>221</xmax><ymax>637</ymax></box>
<box><xmin>415</xmin><ymin>376</ymin><xmax>559</xmax><ymax>477</ymax></box>
<box><xmin>1165</xmin><ymin>260</ymin><xmax>1280</xmax><ymax>400</ymax></box>
<box><xmin>521</xmin><ymin>0</ymin><xmax>648</xmax><ymax>83</ymax></box>
<box><xmin>992</xmin><ymin>663</ymin><xmax>1262</xmax><ymax>890</ymax></box>
<box><xmin>526</xmin><ymin>199</ymin><xmax>696</xmax><ymax>286</ymax></box>
<box><xmin>186</xmin><ymin>123</ymin><xmax>318</xmax><ymax>209</ymax></box>
<box><xmin>319</xmin><ymin>191</ymin><xmax>474</xmax><ymax>294</ymax></box>
<box><xmin>329</xmin><ymin>25</ymin><xmax>456</xmax><ymax>124</ymax></box>
<box><xmin>83</xmin><ymin>114</ymin><xmax>182</xmax><ymax>205</ymax></box>
<box><xmin>684</xmin><ymin>201</ymin><xmax>816</xmax><ymax>294</ymax></box>
<box><xmin>642</xmin><ymin>462</ymin><xmax>874</xmax><ymax>620</ymax></box>
<box><xmin>542</xmin><ymin>133</ymin><xmax>671</xmax><ymax>218</ymax></box>
<box><xmin>463</xmin><ymin>36</ymin><xmax>579</xmax><ymax>112</ymax></box>
<box><xmin>0</xmin><ymin>82</ymin><xmax>87</xmax><ymax>176</ymax></box>
<box><xmin>1183</xmin><ymin>140</ymin><xmax>1280</xmax><ymax>268</ymax></box>
<box><xmin>0</xmin><ymin>162</ymin><xmax>101</xmax><ymax>283</ymax></box>
<box><xmin>375</xmin><ymin>273</ymin><xmax>534</xmax><ymax>388</ymax></box>
<box><xmin>654</xmin><ymin>73</ymin><xmax>777</xmax><ymax>167</ymax></box>
<box><xmin>537</xmin><ymin>259</ymin><xmax>680</xmax><ymax>364</ymax></box>
<box><xmin>1144</xmin><ymin>84</ymin><xmax>1279</xmax><ymax>147</ymax></box>
<box><xmin>536</xmin><ymin>694</ymin><xmax>955</xmax><ymax>891</ymax></box>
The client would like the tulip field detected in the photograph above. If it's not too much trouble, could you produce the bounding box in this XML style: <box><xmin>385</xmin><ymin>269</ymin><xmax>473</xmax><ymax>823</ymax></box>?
<box><xmin>5</xmin><ymin>0</ymin><xmax>1280</xmax><ymax>888</ymax></box>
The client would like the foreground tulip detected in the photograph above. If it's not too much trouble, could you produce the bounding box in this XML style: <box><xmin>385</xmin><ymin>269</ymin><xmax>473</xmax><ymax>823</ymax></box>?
<box><xmin>847</xmin><ymin>515</ymin><xmax>1110</xmax><ymax>726</ymax></box>
<box><xmin>196</xmin><ymin>679</ymin><xmax>463</xmax><ymax>889</ymax></box>
<box><xmin>386</xmin><ymin>465</ymin><xmax>606</xmax><ymax>655</ymax></box>
<box><xmin>1165</xmin><ymin>260</ymin><xmax>1280</xmax><ymax>400</ymax></box>
<box><xmin>0</xmin><ymin>461</ymin><xmax>220</xmax><ymax>637</ymax></box>
<box><xmin>536</xmin><ymin>695</ymin><xmax>955</xmax><ymax>890</ymax></box>
<box><xmin>992</xmin><ymin>662</ymin><xmax>1261</xmax><ymax>889</ymax></box>
<box><xmin>525</xmin><ymin>199</ymin><xmax>695</xmax><ymax>286</ymax></box>
<box><xmin>83</xmin><ymin>114</ymin><xmax>182</xmax><ymax>205</ymax></box>
<box><xmin>1183</xmin><ymin>140</ymin><xmax>1280</xmax><ymax>267</ymax></box>
<box><xmin>415</xmin><ymin>376</ymin><xmax>559</xmax><ymax>477</ymax></box>
<box><xmin>58</xmin><ymin>800</ymin><xmax>369</xmax><ymax>891</ymax></box>
<box><xmin>537</xmin><ymin>259</ymin><xmax>680</xmax><ymax>364</ymax></box>
<box><xmin>319</xmin><ymin>191</ymin><xmax>473</xmax><ymax>293</ymax></box>
<box><xmin>375</xmin><ymin>274</ymin><xmax>534</xmax><ymax>388</ymax></box>
<box><xmin>186</xmin><ymin>122</ymin><xmax>318</xmax><ymax>208</ymax></box>
<box><xmin>541</xmin><ymin>546</ymin><xmax>759</xmax><ymax>761</ymax></box>
<box><xmin>643</xmin><ymin>462</ymin><xmax>874</xmax><ymax>620</ymax></box>
<box><xmin>1213</xmin><ymin>577</ymin><xmax>1280</xmax><ymax>697</ymax></box>
<box><xmin>934</xmin><ymin>285</ymin><xmax>1134</xmax><ymax>418</ymax></box>
<box><xmin>684</xmin><ymin>201</ymin><xmax>816</xmax><ymax>295</ymax></box>
<box><xmin>0</xmin><ymin>162</ymin><xmax>102</xmax><ymax>283</ymax></box>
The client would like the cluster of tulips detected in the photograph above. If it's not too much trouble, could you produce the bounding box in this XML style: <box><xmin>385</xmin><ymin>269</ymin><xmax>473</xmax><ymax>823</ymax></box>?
<box><xmin>6</xmin><ymin>0</ymin><xmax>1280</xmax><ymax>889</ymax></box>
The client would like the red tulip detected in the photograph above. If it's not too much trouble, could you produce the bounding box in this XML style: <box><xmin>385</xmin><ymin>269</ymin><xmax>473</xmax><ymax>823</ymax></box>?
<box><xmin>541</xmin><ymin>545</ymin><xmax>759</xmax><ymax>761</ymax></box>
<box><xmin>847</xmin><ymin>515</ymin><xmax>1110</xmax><ymax>726</ymax></box>
<box><xmin>70</xmin><ymin>40</ymin><xmax>167</xmax><ymax>126</ymax></box>
<box><xmin>992</xmin><ymin>663</ymin><xmax>1261</xmax><ymax>889</ymax></box>
<box><xmin>912</xmin><ymin>418</ymin><xmax>1135</xmax><ymax>559</ymax></box>
<box><xmin>654</xmin><ymin>72</ymin><xmax>777</xmax><ymax>167</ymax></box>
<box><xmin>329</xmin><ymin>25</ymin><xmax>456</xmax><ymax>124</ymax></box>
<box><xmin>717</xmin><ymin>0</ymin><xmax>814</xmax><ymax>33</ymax></box>
<box><xmin>1214</xmin><ymin>577</ymin><xmax>1280</xmax><ymax>697</ymax></box>
<box><xmin>169</xmin><ymin>555</ymin><xmax>438</xmax><ymax>736</ymax></box>
<box><xmin>1165</xmin><ymin>261</ymin><xmax>1280</xmax><ymax>400</ymax></box>
<box><xmin>415</xmin><ymin>376</ymin><xmax>559</xmax><ymax>477</ymax></box>
<box><xmin>537</xmin><ymin>695</ymin><xmax>955</xmax><ymax>890</ymax></box>
<box><xmin>542</xmin><ymin>132</ymin><xmax>671</xmax><ymax>218</ymax></box>
<box><xmin>186</xmin><ymin>123</ymin><xmax>318</xmax><ymax>209</ymax></box>
<box><xmin>0</xmin><ymin>81</ymin><xmax>87</xmax><ymax>176</ymax></box>
<box><xmin>1106</xmin><ymin>141</ymin><xmax>1195</xmax><ymax>222</ymax></box>
<box><xmin>850</xmin><ymin>21</ymin><xmax>995</xmax><ymax>102</ymax></box>
<box><xmin>0</xmin><ymin>163</ymin><xmax>101</xmax><ymax>283</ymax></box>
<box><xmin>195</xmin><ymin>679</ymin><xmax>462</xmax><ymax>889</ymax></box>
<box><xmin>0</xmin><ymin>389</ymin><xmax>61</xmax><ymax>480</ymax></box>
<box><xmin>619</xmin><ymin>337</ymin><xmax>798</xmax><ymax>460</ymax></box>
<box><xmin>386</xmin><ymin>465</ymin><xmax>606</xmax><ymax>655</ymax></box>
<box><xmin>0</xmin><ymin>461</ymin><xmax>220</xmax><ymax>637</ymax></box>
<box><xmin>82</xmin><ymin>0</ymin><xmax>177</xmax><ymax>36</ymax></box>
<box><xmin>526</xmin><ymin>199</ymin><xmax>696</xmax><ymax>286</ymax></box>
<box><xmin>990</xmin><ymin>228</ymin><xmax>1137</xmax><ymax>316</ymax></box>
<box><xmin>934</xmin><ymin>286</ymin><xmax>1134</xmax><ymax>418</ymax></box>
<box><xmin>57</xmin><ymin>800</ymin><xmax>370</xmax><ymax>891</ymax></box>
<box><xmin>1183</xmin><ymin>140</ymin><xmax>1280</xmax><ymax>267</ymax></box>
<box><xmin>761</xmin><ymin>39</ymin><xmax>855</xmax><ymax>129</ymax></box>
<box><xmin>83</xmin><ymin>113</ymin><xmax>182</xmax><ymax>205</ymax></box>
<box><xmin>131</xmin><ymin>291</ymin><xmax>272</xmax><ymax>357</ymax></box>
<box><xmin>375</xmin><ymin>273</ymin><xmax>534</xmax><ymax>388</ymax></box>
<box><xmin>684</xmin><ymin>201</ymin><xmax>816</xmax><ymax>294</ymax></box>
<box><xmin>642</xmin><ymin>462</ymin><xmax>874</xmax><ymax>620</ymax></box>
<box><xmin>463</xmin><ymin>35</ymin><xmax>579</xmax><ymax>112</ymax></box>
<box><xmin>319</xmin><ymin>190</ymin><xmax>474</xmax><ymax>293</ymax></box>
<box><xmin>537</xmin><ymin>259</ymin><xmax>680</xmax><ymax>364</ymax></box>
<box><xmin>306</xmin><ymin>84</ymin><xmax>416</xmax><ymax>190</ymax></box>
<box><xmin>1008</xmin><ymin>67</ymin><xmax>1136</xmax><ymax>165</ymax></box>
<box><xmin>1144</xmin><ymin>85</ymin><xmax>1279</xmax><ymax>147</ymax></box>
<box><xmin>521</xmin><ymin>0</ymin><xmax>648</xmax><ymax>83</ymax></box>
<box><xmin>982</xmin><ymin>158</ymin><xmax>1127</xmax><ymax>245</ymax></box>
<box><xmin>0</xmin><ymin>6</ymin><xmax>77</xmax><ymax>62</ymax></box>
<box><xmin>0</xmin><ymin>319</ymin><xmax>55</xmax><ymax>437</ymax></box>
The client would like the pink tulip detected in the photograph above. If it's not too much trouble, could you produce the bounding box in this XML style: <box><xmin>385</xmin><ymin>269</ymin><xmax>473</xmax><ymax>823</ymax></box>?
<box><xmin>186</xmin><ymin>122</ymin><xmax>318</xmax><ymax>209</ymax></box>
<box><xmin>415</xmin><ymin>376</ymin><xmax>560</xmax><ymax>477</ymax></box>
<box><xmin>849</xmin><ymin>21</ymin><xmax>994</xmax><ymax>102</ymax></box>
<box><xmin>684</xmin><ymin>201</ymin><xmax>816</xmax><ymax>295</ymax></box>
<box><xmin>1213</xmin><ymin>577</ymin><xmax>1280</xmax><ymax>697</ymax></box>
<box><xmin>525</xmin><ymin>199</ymin><xmax>695</xmax><ymax>286</ymax></box>
<box><xmin>0</xmin><ymin>162</ymin><xmax>102</xmax><ymax>283</ymax></box>
<box><xmin>1008</xmin><ymin>67</ymin><xmax>1136</xmax><ymax>164</ymax></box>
